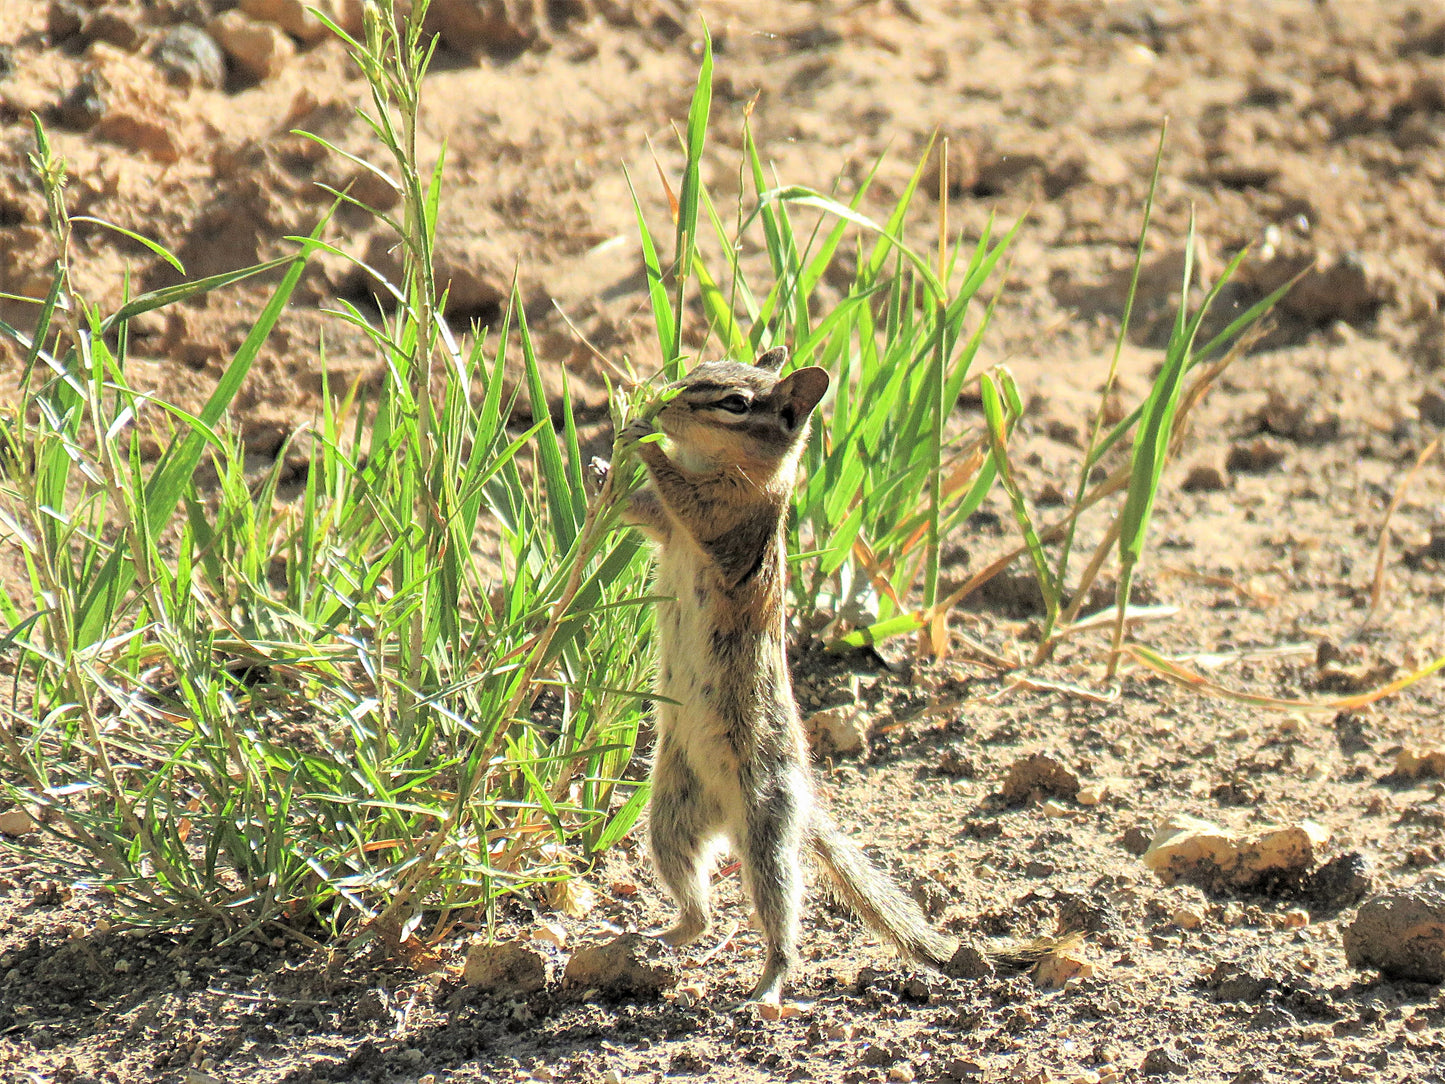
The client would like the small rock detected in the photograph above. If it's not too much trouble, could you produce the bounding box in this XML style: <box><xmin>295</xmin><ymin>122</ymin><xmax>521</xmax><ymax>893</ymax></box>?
<box><xmin>1225</xmin><ymin>438</ymin><xmax>1287</xmax><ymax>473</ymax></box>
<box><xmin>1140</xmin><ymin>1046</ymin><xmax>1188</xmax><ymax>1076</ymax></box>
<box><xmin>57</xmin><ymin>73</ymin><xmax>107</xmax><ymax>130</ymax></box>
<box><xmin>1419</xmin><ymin>387</ymin><xmax>1445</xmax><ymax>426</ymax></box>
<box><xmin>1076</xmin><ymin>784</ymin><xmax>1107</xmax><ymax>806</ymax></box>
<box><xmin>1142</xmin><ymin>814</ymin><xmax>1329</xmax><ymax>891</ymax></box>
<box><xmin>1032</xmin><ymin>944</ymin><xmax>1094</xmax><ymax>989</ymax></box>
<box><xmin>151</xmin><ymin>25</ymin><xmax>227</xmax><ymax>90</ymax></box>
<box><xmin>240</xmin><ymin>0</ymin><xmax>331</xmax><ymax>43</ymax></box>
<box><xmin>1305</xmin><ymin>851</ymin><xmax>1373</xmax><ymax>911</ymax></box>
<box><xmin>943</xmin><ymin>941</ymin><xmax>996</xmax><ymax>980</ymax></box>
<box><xmin>1142</xmin><ymin>814</ymin><xmax>1237</xmax><ymax>883</ymax></box>
<box><xmin>1001</xmin><ymin>752</ymin><xmax>1081</xmax><ymax>804</ymax></box>
<box><xmin>1171</xmin><ymin>907</ymin><xmax>1204</xmax><ymax>930</ymax></box>
<box><xmin>48</xmin><ymin>0</ymin><xmax>85</xmax><ymax>42</ymax></box>
<box><xmin>426</xmin><ymin>0</ymin><xmax>540</xmax><ymax>53</ymax></box>
<box><xmin>1343</xmin><ymin>887</ymin><xmax>1445</xmax><ymax>982</ymax></box>
<box><xmin>84</xmin><ymin>9</ymin><xmax>144</xmax><ymax>51</ymax></box>
<box><xmin>209</xmin><ymin>10</ymin><xmax>297</xmax><ymax>81</ymax></box>
<box><xmin>0</xmin><ymin>807</ymin><xmax>38</xmax><ymax>837</ymax></box>
<box><xmin>889</xmin><ymin>1066</ymin><xmax>916</xmax><ymax>1083</ymax></box>
<box><xmin>528</xmin><ymin>920</ymin><xmax>567</xmax><ymax>948</ymax></box>
<box><xmin>803</xmin><ymin>704</ymin><xmax>868</xmax><ymax>758</ymax></box>
<box><xmin>1395</xmin><ymin>748</ymin><xmax>1445</xmax><ymax>780</ymax></box>
<box><xmin>1181</xmin><ymin>463</ymin><xmax>1228</xmax><ymax>492</ymax></box>
<box><xmin>462</xmin><ymin>940</ymin><xmax>550</xmax><ymax>996</ymax></box>
<box><xmin>562</xmin><ymin>934</ymin><xmax>678</xmax><ymax>999</ymax></box>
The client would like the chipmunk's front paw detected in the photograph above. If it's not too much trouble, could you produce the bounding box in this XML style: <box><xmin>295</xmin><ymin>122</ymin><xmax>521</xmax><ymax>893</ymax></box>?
<box><xmin>620</xmin><ymin>418</ymin><xmax>655</xmax><ymax>445</ymax></box>
<box><xmin>588</xmin><ymin>455</ymin><xmax>610</xmax><ymax>491</ymax></box>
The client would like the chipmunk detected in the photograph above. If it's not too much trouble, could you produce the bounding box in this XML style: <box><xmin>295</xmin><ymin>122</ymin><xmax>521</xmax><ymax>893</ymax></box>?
<box><xmin>609</xmin><ymin>346</ymin><xmax>1066</xmax><ymax>1004</ymax></box>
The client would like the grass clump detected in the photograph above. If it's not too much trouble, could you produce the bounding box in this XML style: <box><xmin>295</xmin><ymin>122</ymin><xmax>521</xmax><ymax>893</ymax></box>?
<box><xmin>0</xmin><ymin>0</ymin><xmax>655</xmax><ymax>943</ymax></box>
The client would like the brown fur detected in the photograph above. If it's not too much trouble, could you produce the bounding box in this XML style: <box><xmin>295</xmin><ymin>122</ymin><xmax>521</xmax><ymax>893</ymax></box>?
<box><xmin>622</xmin><ymin>348</ymin><xmax>1066</xmax><ymax>1003</ymax></box>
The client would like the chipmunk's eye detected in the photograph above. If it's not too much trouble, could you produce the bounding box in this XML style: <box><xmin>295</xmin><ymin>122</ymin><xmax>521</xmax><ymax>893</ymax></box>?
<box><xmin>713</xmin><ymin>394</ymin><xmax>750</xmax><ymax>414</ymax></box>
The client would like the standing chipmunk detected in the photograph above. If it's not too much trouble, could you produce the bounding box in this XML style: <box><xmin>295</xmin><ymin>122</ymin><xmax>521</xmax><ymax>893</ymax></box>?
<box><xmin>612</xmin><ymin>346</ymin><xmax>1063</xmax><ymax>1004</ymax></box>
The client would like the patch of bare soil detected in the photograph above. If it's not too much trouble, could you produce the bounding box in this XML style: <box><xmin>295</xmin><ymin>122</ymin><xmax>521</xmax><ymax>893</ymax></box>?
<box><xmin>3</xmin><ymin>1</ymin><xmax>1445</xmax><ymax>1082</ymax></box>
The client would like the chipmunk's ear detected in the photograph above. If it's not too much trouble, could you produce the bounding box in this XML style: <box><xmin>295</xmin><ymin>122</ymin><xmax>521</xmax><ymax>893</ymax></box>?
<box><xmin>775</xmin><ymin>366</ymin><xmax>830</xmax><ymax>432</ymax></box>
<box><xmin>754</xmin><ymin>345</ymin><xmax>789</xmax><ymax>371</ymax></box>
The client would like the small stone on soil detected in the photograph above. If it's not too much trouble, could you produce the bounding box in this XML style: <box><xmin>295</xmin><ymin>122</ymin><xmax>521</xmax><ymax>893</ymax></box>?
<box><xmin>462</xmin><ymin>939</ymin><xmax>551</xmax><ymax>996</ymax></box>
<box><xmin>1342</xmin><ymin>886</ymin><xmax>1445</xmax><ymax>982</ymax></box>
<box><xmin>1001</xmin><ymin>752</ymin><xmax>1081</xmax><ymax>804</ymax></box>
<box><xmin>209</xmin><ymin>10</ymin><xmax>297</xmax><ymax>80</ymax></box>
<box><xmin>1181</xmin><ymin>463</ymin><xmax>1229</xmax><ymax>492</ymax></box>
<box><xmin>561</xmin><ymin>933</ymin><xmax>678</xmax><ymax>999</ymax></box>
<box><xmin>1225</xmin><ymin>438</ymin><xmax>1287</xmax><ymax>473</ymax></box>
<box><xmin>151</xmin><ymin>25</ymin><xmax>226</xmax><ymax>90</ymax></box>
<box><xmin>803</xmin><ymin>704</ymin><xmax>868</xmax><ymax>758</ymax></box>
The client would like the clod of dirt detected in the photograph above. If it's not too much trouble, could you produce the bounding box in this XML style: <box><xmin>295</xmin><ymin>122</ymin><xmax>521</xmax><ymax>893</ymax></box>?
<box><xmin>426</xmin><ymin>0</ymin><xmax>545</xmax><ymax>54</ymax></box>
<box><xmin>1032</xmin><ymin>943</ymin><xmax>1094</xmax><ymax>990</ymax></box>
<box><xmin>1305</xmin><ymin>851</ymin><xmax>1374</xmax><ymax>912</ymax></box>
<box><xmin>942</xmin><ymin>941</ymin><xmax>995</xmax><ymax>980</ymax></box>
<box><xmin>57</xmin><ymin>73</ymin><xmax>108</xmax><ymax>130</ymax></box>
<box><xmin>1142</xmin><ymin>814</ymin><xmax>1330</xmax><ymax>892</ymax></box>
<box><xmin>803</xmin><ymin>704</ymin><xmax>867</xmax><ymax>758</ymax></box>
<box><xmin>0</xmin><ymin>806</ymin><xmax>38</xmax><ymax>837</ymax></box>
<box><xmin>47</xmin><ymin>0</ymin><xmax>84</xmax><ymax>43</ymax></box>
<box><xmin>1394</xmin><ymin>747</ymin><xmax>1445</xmax><ymax>780</ymax></box>
<box><xmin>1419</xmin><ymin>387</ymin><xmax>1445</xmax><ymax>426</ymax></box>
<box><xmin>1181</xmin><ymin>463</ymin><xmax>1229</xmax><ymax>492</ymax></box>
<box><xmin>241</xmin><ymin>0</ymin><xmax>332</xmax><ymax>45</ymax></box>
<box><xmin>462</xmin><ymin>939</ymin><xmax>552</xmax><ymax>995</ymax></box>
<box><xmin>562</xmin><ymin>933</ymin><xmax>678</xmax><ymax>999</ymax></box>
<box><xmin>1225</xmin><ymin>438</ymin><xmax>1287</xmax><ymax>474</ymax></box>
<box><xmin>1140</xmin><ymin>1045</ymin><xmax>1190</xmax><ymax>1075</ymax></box>
<box><xmin>209</xmin><ymin>10</ymin><xmax>297</xmax><ymax>81</ymax></box>
<box><xmin>1001</xmin><ymin>752</ymin><xmax>1081</xmax><ymax>805</ymax></box>
<box><xmin>1246</xmin><ymin>242</ymin><xmax>1390</xmax><ymax>325</ymax></box>
<box><xmin>1342</xmin><ymin>886</ymin><xmax>1445</xmax><ymax>983</ymax></box>
<box><xmin>84</xmin><ymin>8</ymin><xmax>144</xmax><ymax>52</ymax></box>
<box><xmin>151</xmin><ymin>25</ymin><xmax>227</xmax><ymax>90</ymax></box>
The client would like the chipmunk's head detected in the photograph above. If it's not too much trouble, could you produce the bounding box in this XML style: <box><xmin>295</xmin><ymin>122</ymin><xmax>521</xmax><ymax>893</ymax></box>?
<box><xmin>654</xmin><ymin>347</ymin><xmax>830</xmax><ymax>477</ymax></box>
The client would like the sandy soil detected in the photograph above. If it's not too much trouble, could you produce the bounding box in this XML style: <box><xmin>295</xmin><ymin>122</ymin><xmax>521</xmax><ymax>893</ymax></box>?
<box><xmin>2</xmin><ymin>1</ymin><xmax>1445</xmax><ymax>1082</ymax></box>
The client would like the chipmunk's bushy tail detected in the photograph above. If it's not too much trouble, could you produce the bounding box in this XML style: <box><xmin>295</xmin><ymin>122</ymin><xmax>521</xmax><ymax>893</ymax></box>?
<box><xmin>807</xmin><ymin>812</ymin><xmax>1077</xmax><ymax>974</ymax></box>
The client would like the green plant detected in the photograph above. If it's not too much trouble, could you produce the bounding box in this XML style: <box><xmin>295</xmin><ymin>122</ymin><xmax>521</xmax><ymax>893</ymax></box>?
<box><xmin>0</xmin><ymin>1</ymin><xmax>656</xmax><ymax>942</ymax></box>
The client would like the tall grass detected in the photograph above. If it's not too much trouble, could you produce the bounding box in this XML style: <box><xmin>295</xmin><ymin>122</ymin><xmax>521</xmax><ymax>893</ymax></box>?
<box><xmin>0</xmin><ymin>0</ymin><xmax>654</xmax><ymax>942</ymax></box>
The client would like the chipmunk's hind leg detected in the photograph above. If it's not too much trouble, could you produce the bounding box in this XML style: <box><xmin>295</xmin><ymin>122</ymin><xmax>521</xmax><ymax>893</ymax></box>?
<box><xmin>649</xmin><ymin>737</ymin><xmax>724</xmax><ymax>947</ymax></box>
<box><xmin>738</xmin><ymin>761</ymin><xmax>811</xmax><ymax>1004</ymax></box>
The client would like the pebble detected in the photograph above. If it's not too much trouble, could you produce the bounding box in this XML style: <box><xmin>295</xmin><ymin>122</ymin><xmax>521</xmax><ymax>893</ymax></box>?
<box><xmin>803</xmin><ymin>704</ymin><xmax>868</xmax><ymax>758</ymax></box>
<box><xmin>209</xmin><ymin>10</ymin><xmax>296</xmax><ymax>81</ymax></box>
<box><xmin>1001</xmin><ymin>752</ymin><xmax>1081</xmax><ymax>804</ymax></box>
<box><xmin>240</xmin><ymin>0</ymin><xmax>331</xmax><ymax>44</ymax></box>
<box><xmin>1419</xmin><ymin>387</ymin><xmax>1445</xmax><ymax>426</ymax></box>
<box><xmin>462</xmin><ymin>940</ymin><xmax>550</xmax><ymax>996</ymax></box>
<box><xmin>151</xmin><ymin>25</ymin><xmax>227</xmax><ymax>90</ymax></box>
<box><xmin>0</xmin><ymin>808</ymin><xmax>37</xmax><ymax>837</ymax></box>
<box><xmin>562</xmin><ymin>933</ymin><xmax>678</xmax><ymax>998</ymax></box>
<box><xmin>1225</xmin><ymin>438</ymin><xmax>1287</xmax><ymax>474</ymax></box>
<box><xmin>1181</xmin><ymin>463</ymin><xmax>1228</xmax><ymax>492</ymax></box>
<box><xmin>1343</xmin><ymin>886</ymin><xmax>1445</xmax><ymax>982</ymax></box>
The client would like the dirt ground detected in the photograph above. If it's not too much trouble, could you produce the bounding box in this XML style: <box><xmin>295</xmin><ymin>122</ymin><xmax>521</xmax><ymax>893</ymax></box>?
<box><xmin>3</xmin><ymin>1</ymin><xmax>1445</xmax><ymax>1082</ymax></box>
